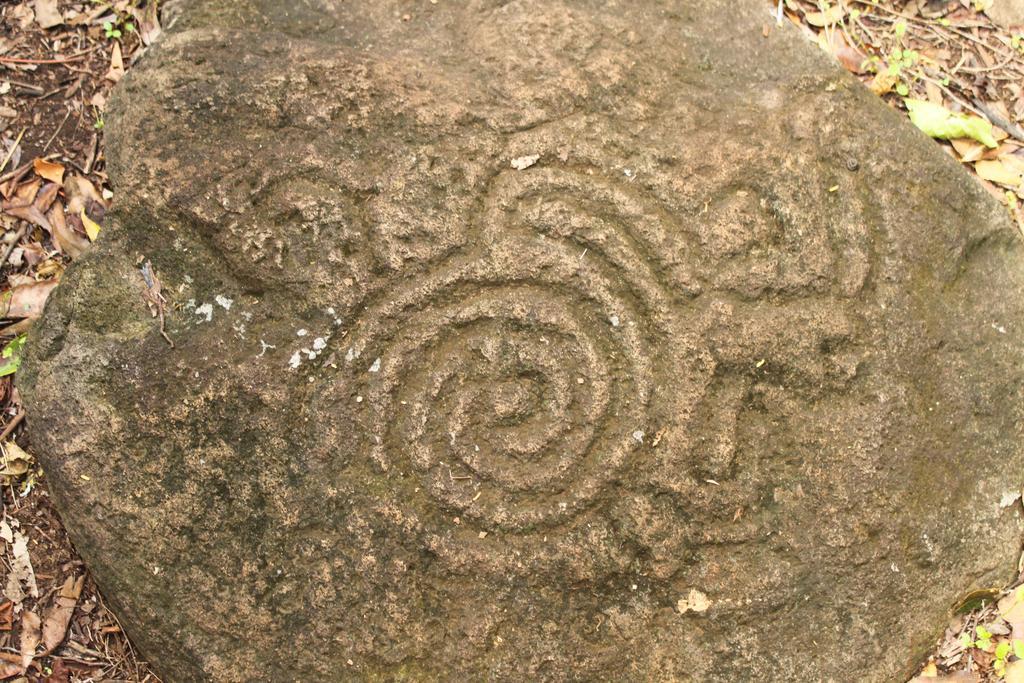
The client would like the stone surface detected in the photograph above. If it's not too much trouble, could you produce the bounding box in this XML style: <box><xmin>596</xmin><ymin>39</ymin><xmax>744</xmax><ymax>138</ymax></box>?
<box><xmin>19</xmin><ymin>1</ymin><xmax>1024</xmax><ymax>680</ymax></box>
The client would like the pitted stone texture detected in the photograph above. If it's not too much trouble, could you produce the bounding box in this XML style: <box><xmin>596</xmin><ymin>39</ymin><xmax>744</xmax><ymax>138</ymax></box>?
<box><xmin>20</xmin><ymin>1</ymin><xmax>1024</xmax><ymax>680</ymax></box>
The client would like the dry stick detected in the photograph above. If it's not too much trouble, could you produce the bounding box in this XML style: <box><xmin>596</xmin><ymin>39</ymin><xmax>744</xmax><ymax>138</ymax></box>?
<box><xmin>0</xmin><ymin>46</ymin><xmax>99</xmax><ymax>65</ymax></box>
<box><xmin>0</xmin><ymin>225</ymin><xmax>28</xmax><ymax>268</ymax></box>
<box><xmin>42</xmin><ymin>109</ymin><xmax>72</xmax><ymax>153</ymax></box>
<box><xmin>918</xmin><ymin>71</ymin><xmax>989</xmax><ymax>119</ymax></box>
<box><xmin>3</xmin><ymin>80</ymin><xmax>43</xmax><ymax>96</ymax></box>
<box><xmin>0</xmin><ymin>128</ymin><xmax>26</xmax><ymax>176</ymax></box>
<box><xmin>0</xmin><ymin>154</ymin><xmax>59</xmax><ymax>185</ymax></box>
<box><xmin>972</xmin><ymin>99</ymin><xmax>1024</xmax><ymax>144</ymax></box>
<box><xmin>0</xmin><ymin>410</ymin><xmax>25</xmax><ymax>443</ymax></box>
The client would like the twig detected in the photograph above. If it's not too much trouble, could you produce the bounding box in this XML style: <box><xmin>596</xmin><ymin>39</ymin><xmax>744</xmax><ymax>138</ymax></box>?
<box><xmin>0</xmin><ymin>410</ymin><xmax>25</xmax><ymax>444</ymax></box>
<box><xmin>42</xmin><ymin>109</ymin><xmax>72</xmax><ymax>153</ymax></box>
<box><xmin>0</xmin><ymin>128</ymin><xmax>26</xmax><ymax>176</ymax></box>
<box><xmin>0</xmin><ymin>154</ymin><xmax>59</xmax><ymax>185</ymax></box>
<box><xmin>0</xmin><ymin>46</ymin><xmax>99</xmax><ymax>65</ymax></box>
<box><xmin>3</xmin><ymin>80</ymin><xmax>44</xmax><ymax>96</ymax></box>
<box><xmin>0</xmin><ymin>225</ymin><xmax>28</xmax><ymax>268</ymax></box>
<box><xmin>972</xmin><ymin>99</ymin><xmax>1024</xmax><ymax>144</ymax></box>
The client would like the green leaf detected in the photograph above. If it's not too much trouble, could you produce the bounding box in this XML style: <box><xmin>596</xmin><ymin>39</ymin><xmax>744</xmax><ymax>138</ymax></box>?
<box><xmin>997</xmin><ymin>641</ymin><xmax>1011</xmax><ymax>660</ymax></box>
<box><xmin>894</xmin><ymin>21</ymin><xmax>907</xmax><ymax>37</ymax></box>
<box><xmin>125</xmin><ymin>22</ymin><xmax>135</xmax><ymax>32</ymax></box>
<box><xmin>1012</xmin><ymin>638</ymin><xmax>1024</xmax><ymax>659</ymax></box>
<box><xmin>896</xmin><ymin>83</ymin><xmax>910</xmax><ymax>97</ymax></box>
<box><xmin>961</xmin><ymin>632</ymin><xmax>974</xmax><ymax>648</ymax></box>
<box><xmin>904</xmin><ymin>98</ymin><xmax>999</xmax><ymax>148</ymax></box>
<box><xmin>0</xmin><ymin>335</ymin><xmax>28</xmax><ymax>378</ymax></box>
<box><xmin>978</xmin><ymin>625</ymin><xmax>992</xmax><ymax>639</ymax></box>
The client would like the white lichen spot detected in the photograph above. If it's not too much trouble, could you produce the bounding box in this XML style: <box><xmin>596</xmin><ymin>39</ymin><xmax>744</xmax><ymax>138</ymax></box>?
<box><xmin>677</xmin><ymin>589</ymin><xmax>710</xmax><ymax>614</ymax></box>
<box><xmin>313</xmin><ymin>337</ymin><xmax>328</xmax><ymax>352</ymax></box>
<box><xmin>368</xmin><ymin>357</ymin><xmax>382</xmax><ymax>373</ymax></box>
<box><xmin>327</xmin><ymin>307</ymin><xmax>337</xmax><ymax>316</ymax></box>
<box><xmin>355</xmin><ymin>395</ymin><xmax>364</xmax><ymax>403</ymax></box>
<box><xmin>215</xmin><ymin>295</ymin><xmax>233</xmax><ymax>310</ymax></box>
<box><xmin>304</xmin><ymin>348</ymin><xmax>317</xmax><ymax>360</ymax></box>
<box><xmin>510</xmin><ymin>154</ymin><xmax>540</xmax><ymax>170</ymax></box>
<box><xmin>999</xmin><ymin>491</ymin><xmax>1022</xmax><ymax>508</ymax></box>
<box><xmin>632</xmin><ymin>430</ymin><xmax>645</xmax><ymax>443</ymax></box>
<box><xmin>609</xmin><ymin>314</ymin><xmax>620</xmax><ymax>327</ymax></box>
<box><xmin>345</xmin><ymin>346</ymin><xmax>361</xmax><ymax>362</ymax></box>
<box><xmin>297</xmin><ymin>328</ymin><xmax>309</xmax><ymax>337</ymax></box>
<box><xmin>288</xmin><ymin>352</ymin><xmax>302</xmax><ymax>369</ymax></box>
<box><xmin>258</xmin><ymin>340</ymin><xmax>276</xmax><ymax>357</ymax></box>
<box><xmin>195</xmin><ymin>303</ymin><xmax>214</xmax><ymax>322</ymax></box>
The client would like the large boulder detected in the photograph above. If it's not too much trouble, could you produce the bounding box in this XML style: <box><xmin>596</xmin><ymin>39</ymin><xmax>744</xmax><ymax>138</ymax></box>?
<box><xmin>20</xmin><ymin>0</ymin><xmax>1024</xmax><ymax>680</ymax></box>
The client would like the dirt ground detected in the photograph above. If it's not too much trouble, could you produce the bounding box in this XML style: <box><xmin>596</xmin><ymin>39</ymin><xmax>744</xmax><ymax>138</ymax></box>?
<box><xmin>0</xmin><ymin>0</ymin><xmax>1021</xmax><ymax>681</ymax></box>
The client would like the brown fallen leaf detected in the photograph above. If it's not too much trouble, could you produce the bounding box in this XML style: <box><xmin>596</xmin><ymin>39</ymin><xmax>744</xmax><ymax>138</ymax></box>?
<box><xmin>6</xmin><ymin>531</ymin><xmax>38</xmax><ymax>602</ymax></box>
<box><xmin>0</xmin><ymin>280</ymin><xmax>60</xmax><ymax>319</ymax></box>
<box><xmin>18</xmin><ymin>610</ymin><xmax>40</xmax><ymax>672</ymax></box>
<box><xmin>952</xmin><ymin>138</ymin><xmax>988</xmax><ymax>162</ymax></box>
<box><xmin>105</xmin><ymin>42</ymin><xmax>125</xmax><ymax>83</ymax></box>
<box><xmin>41</xmin><ymin>574</ymin><xmax>84</xmax><ymax>654</ymax></box>
<box><xmin>976</xmin><ymin>159</ymin><xmax>1023</xmax><ymax>186</ymax></box>
<box><xmin>47</xmin><ymin>202</ymin><xmax>88</xmax><ymax>258</ymax></box>
<box><xmin>0</xmin><ymin>441</ymin><xmax>33</xmax><ymax>481</ymax></box>
<box><xmin>64</xmin><ymin>174</ymin><xmax>104</xmax><ymax>216</ymax></box>
<box><xmin>34</xmin><ymin>181</ymin><xmax>59</xmax><ymax>215</ymax></box>
<box><xmin>805</xmin><ymin>5</ymin><xmax>845</xmax><ymax>26</ymax></box>
<box><xmin>0</xmin><ymin>600</ymin><xmax>11</xmax><ymax>631</ymax></box>
<box><xmin>32</xmin><ymin>0</ymin><xmax>62</xmax><ymax>29</ymax></box>
<box><xmin>32</xmin><ymin>158</ymin><xmax>64</xmax><ymax>185</ymax></box>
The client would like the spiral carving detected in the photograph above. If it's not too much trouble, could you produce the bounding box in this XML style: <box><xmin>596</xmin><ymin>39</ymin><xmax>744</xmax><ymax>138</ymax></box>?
<box><xmin>318</xmin><ymin>165</ymin><xmax>700</xmax><ymax>540</ymax></box>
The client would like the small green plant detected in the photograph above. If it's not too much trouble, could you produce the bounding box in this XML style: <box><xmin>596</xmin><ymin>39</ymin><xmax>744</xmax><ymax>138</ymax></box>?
<box><xmin>102</xmin><ymin>18</ymin><xmax>135</xmax><ymax>39</ymax></box>
<box><xmin>93</xmin><ymin>113</ymin><xmax>104</xmax><ymax>131</ymax></box>
<box><xmin>886</xmin><ymin>48</ymin><xmax>919</xmax><ymax>97</ymax></box>
<box><xmin>960</xmin><ymin>624</ymin><xmax>994</xmax><ymax>652</ymax></box>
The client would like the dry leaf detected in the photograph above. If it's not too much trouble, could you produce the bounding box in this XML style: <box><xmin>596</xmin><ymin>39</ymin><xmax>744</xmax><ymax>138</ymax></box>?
<box><xmin>976</xmin><ymin>159</ymin><xmax>1023</xmax><ymax>186</ymax></box>
<box><xmin>32</xmin><ymin>0</ymin><xmax>62</xmax><ymax>29</ymax></box>
<box><xmin>805</xmin><ymin>5</ymin><xmax>845</xmax><ymax>26</ymax></box>
<box><xmin>952</xmin><ymin>138</ymin><xmax>989</xmax><ymax>162</ymax></box>
<box><xmin>64</xmin><ymin>174</ymin><xmax>104</xmax><ymax>216</ymax></box>
<box><xmin>0</xmin><ymin>441</ymin><xmax>33</xmax><ymax>480</ymax></box>
<box><xmin>7</xmin><ymin>531</ymin><xmax>38</xmax><ymax>602</ymax></box>
<box><xmin>18</xmin><ymin>610</ymin><xmax>40</xmax><ymax>672</ymax></box>
<box><xmin>32</xmin><ymin>158</ymin><xmax>64</xmax><ymax>185</ymax></box>
<box><xmin>41</xmin><ymin>575</ymin><xmax>84</xmax><ymax>654</ymax></box>
<box><xmin>870</xmin><ymin>71</ymin><xmax>898</xmax><ymax>96</ymax></box>
<box><xmin>0</xmin><ymin>601</ymin><xmax>11</xmax><ymax>631</ymax></box>
<box><xmin>80</xmin><ymin>207</ymin><xmax>101</xmax><ymax>241</ymax></box>
<box><xmin>47</xmin><ymin>202</ymin><xmax>88</xmax><ymax>258</ymax></box>
<box><xmin>0</xmin><ymin>280</ymin><xmax>60</xmax><ymax>319</ymax></box>
<box><xmin>105</xmin><ymin>42</ymin><xmax>125</xmax><ymax>83</ymax></box>
<box><xmin>34</xmin><ymin>181</ymin><xmax>59</xmax><ymax>215</ymax></box>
